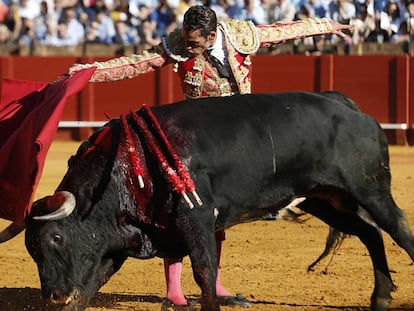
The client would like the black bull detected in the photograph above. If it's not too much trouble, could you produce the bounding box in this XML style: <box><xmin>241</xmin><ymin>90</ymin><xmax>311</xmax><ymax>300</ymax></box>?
<box><xmin>24</xmin><ymin>92</ymin><xmax>414</xmax><ymax>311</ymax></box>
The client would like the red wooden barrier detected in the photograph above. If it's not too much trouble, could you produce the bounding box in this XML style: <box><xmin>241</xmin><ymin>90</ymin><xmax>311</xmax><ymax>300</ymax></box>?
<box><xmin>0</xmin><ymin>55</ymin><xmax>412</xmax><ymax>144</ymax></box>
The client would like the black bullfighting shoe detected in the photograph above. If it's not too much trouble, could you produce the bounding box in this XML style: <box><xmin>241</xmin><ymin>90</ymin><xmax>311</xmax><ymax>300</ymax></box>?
<box><xmin>161</xmin><ymin>298</ymin><xmax>197</xmax><ymax>310</ymax></box>
<box><xmin>217</xmin><ymin>293</ymin><xmax>252</xmax><ymax>307</ymax></box>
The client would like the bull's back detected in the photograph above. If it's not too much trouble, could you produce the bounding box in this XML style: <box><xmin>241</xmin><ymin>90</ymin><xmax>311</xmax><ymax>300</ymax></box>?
<box><xmin>152</xmin><ymin>92</ymin><xmax>388</xmax><ymax>225</ymax></box>
<box><xmin>153</xmin><ymin>92</ymin><xmax>383</xmax><ymax>161</ymax></box>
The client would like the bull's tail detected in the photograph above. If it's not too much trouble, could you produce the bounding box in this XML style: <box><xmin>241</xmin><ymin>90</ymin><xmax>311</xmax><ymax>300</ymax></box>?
<box><xmin>307</xmin><ymin>227</ymin><xmax>347</xmax><ymax>273</ymax></box>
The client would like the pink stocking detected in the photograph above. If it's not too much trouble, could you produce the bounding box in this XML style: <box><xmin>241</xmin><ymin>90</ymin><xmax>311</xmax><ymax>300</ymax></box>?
<box><xmin>164</xmin><ymin>231</ymin><xmax>233</xmax><ymax>305</ymax></box>
<box><xmin>164</xmin><ymin>258</ymin><xmax>187</xmax><ymax>305</ymax></box>
<box><xmin>215</xmin><ymin>237</ymin><xmax>233</xmax><ymax>297</ymax></box>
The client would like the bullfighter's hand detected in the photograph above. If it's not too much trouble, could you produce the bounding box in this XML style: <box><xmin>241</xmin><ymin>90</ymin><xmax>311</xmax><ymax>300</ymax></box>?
<box><xmin>68</xmin><ymin>63</ymin><xmax>96</xmax><ymax>75</ymax></box>
<box><xmin>329</xmin><ymin>20</ymin><xmax>355</xmax><ymax>37</ymax></box>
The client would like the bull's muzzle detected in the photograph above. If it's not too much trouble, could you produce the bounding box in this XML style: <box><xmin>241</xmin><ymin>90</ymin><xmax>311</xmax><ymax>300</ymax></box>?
<box><xmin>49</xmin><ymin>287</ymin><xmax>81</xmax><ymax>305</ymax></box>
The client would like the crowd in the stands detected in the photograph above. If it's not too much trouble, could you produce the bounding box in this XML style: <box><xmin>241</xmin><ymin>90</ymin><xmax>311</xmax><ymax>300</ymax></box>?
<box><xmin>0</xmin><ymin>0</ymin><xmax>411</xmax><ymax>51</ymax></box>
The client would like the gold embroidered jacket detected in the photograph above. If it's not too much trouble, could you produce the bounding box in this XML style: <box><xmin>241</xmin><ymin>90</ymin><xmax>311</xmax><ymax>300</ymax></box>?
<box><xmin>77</xmin><ymin>18</ymin><xmax>334</xmax><ymax>98</ymax></box>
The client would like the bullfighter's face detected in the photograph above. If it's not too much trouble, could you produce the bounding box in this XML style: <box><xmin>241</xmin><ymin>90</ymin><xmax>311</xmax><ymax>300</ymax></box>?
<box><xmin>182</xmin><ymin>28</ymin><xmax>216</xmax><ymax>56</ymax></box>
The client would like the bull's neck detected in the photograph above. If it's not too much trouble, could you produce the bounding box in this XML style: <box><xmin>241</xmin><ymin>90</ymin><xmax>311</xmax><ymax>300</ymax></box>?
<box><xmin>117</xmin><ymin>106</ymin><xmax>202</xmax><ymax>227</ymax></box>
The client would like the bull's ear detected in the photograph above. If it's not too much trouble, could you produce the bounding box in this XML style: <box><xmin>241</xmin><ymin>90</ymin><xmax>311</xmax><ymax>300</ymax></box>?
<box><xmin>77</xmin><ymin>187</ymin><xmax>93</xmax><ymax>219</ymax></box>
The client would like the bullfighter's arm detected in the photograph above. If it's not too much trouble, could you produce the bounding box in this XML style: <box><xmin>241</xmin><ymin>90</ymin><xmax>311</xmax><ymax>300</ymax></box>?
<box><xmin>257</xmin><ymin>19</ymin><xmax>353</xmax><ymax>47</ymax></box>
<box><xmin>68</xmin><ymin>46</ymin><xmax>168</xmax><ymax>83</ymax></box>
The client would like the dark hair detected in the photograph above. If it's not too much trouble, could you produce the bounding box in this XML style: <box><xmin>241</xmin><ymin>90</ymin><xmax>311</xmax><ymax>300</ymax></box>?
<box><xmin>183</xmin><ymin>5</ymin><xmax>217</xmax><ymax>38</ymax></box>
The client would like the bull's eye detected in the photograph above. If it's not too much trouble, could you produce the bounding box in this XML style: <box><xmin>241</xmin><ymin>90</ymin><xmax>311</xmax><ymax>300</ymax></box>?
<box><xmin>52</xmin><ymin>234</ymin><xmax>63</xmax><ymax>245</ymax></box>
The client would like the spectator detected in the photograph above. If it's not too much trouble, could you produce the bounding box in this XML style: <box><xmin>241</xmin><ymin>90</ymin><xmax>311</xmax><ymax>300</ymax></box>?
<box><xmin>406</xmin><ymin>1</ymin><xmax>414</xmax><ymax>37</ymax></box>
<box><xmin>220</xmin><ymin>0</ymin><xmax>244</xmax><ymax>19</ymax></box>
<box><xmin>43</xmin><ymin>21</ymin><xmax>69</xmax><ymax>45</ymax></box>
<box><xmin>61</xmin><ymin>7</ymin><xmax>85</xmax><ymax>44</ymax></box>
<box><xmin>79</xmin><ymin>0</ymin><xmax>96</xmax><ymax>21</ymax></box>
<box><xmin>391</xmin><ymin>19</ymin><xmax>410</xmax><ymax>42</ymax></box>
<box><xmin>42</xmin><ymin>6</ymin><xmax>83</xmax><ymax>46</ymax></box>
<box><xmin>0</xmin><ymin>0</ymin><xmax>9</xmax><ymax>23</ymax></box>
<box><xmin>351</xmin><ymin>2</ymin><xmax>376</xmax><ymax>43</ymax></box>
<box><xmin>16</xmin><ymin>17</ymin><xmax>35</xmax><ymax>45</ymax></box>
<box><xmin>327</xmin><ymin>0</ymin><xmax>355</xmax><ymax>44</ymax></box>
<box><xmin>240</xmin><ymin>0</ymin><xmax>267</xmax><ymax>24</ymax></box>
<box><xmin>274</xmin><ymin>0</ymin><xmax>297</xmax><ymax>21</ymax></box>
<box><xmin>54</xmin><ymin>0</ymin><xmax>77</xmax><ymax>22</ymax></box>
<box><xmin>33</xmin><ymin>0</ymin><xmax>57</xmax><ymax>44</ymax></box>
<box><xmin>327</xmin><ymin>0</ymin><xmax>356</xmax><ymax>24</ymax></box>
<box><xmin>86</xmin><ymin>7</ymin><xmax>116</xmax><ymax>44</ymax></box>
<box><xmin>128</xmin><ymin>0</ymin><xmax>157</xmax><ymax>21</ymax></box>
<box><xmin>150</xmin><ymin>0</ymin><xmax>177</xmax><ymax>39</ymax></box>
<box><xmin>297</xmin><ymin>0</ymin><xmax>317</xmax><ymax>19</ymax></box>
<box><xmin>0</xmin><ymin>22</ymin><xmax>11</xmax><ymax>43</ymax></box>
<box><xmin>356</xmin><ymin>0</ymin><xmax>375</xmax><ymax>16</ymax></box>
<box><xmin>83</xmin><ymin>0</ymin><xmax>114</xmax><ymax>19</ymax></box>
<box><xmin>313</xmin><ymin>0</ymin><xmax>331</xmax><ymax>17</ymax></box>
<box><xmin>85</xmin><ymin>19</ymin><xmax>99</xmax><ymax>41</ymax></box>
<box><xmin>17</xmin><ymin>0</ymin><xmax>40</xmax><ymax>20</ymax></box>
<box><xmin>380</xmin><ymin>0</ymin><xmax>403</xmax><ymax>41</ymax></box>
<box><xmin>110</xmin><ymin>0</ymin><xmax>139</xmax><ymax>45</ymax></box>
<box><xmin>298</xmin><ymin>0</ymin><xmax>330</xmax><ymax>19</ymax></box>
<box><xmin>114</xmin><ymin>20</ymin><xmax>138</xmax><ymax>44</ymax></box>
<box><xmin>110</xmin><ymin>0</ymin><xmax>129</xmax><ymax>23</ymax></box>
<box><xmin>135</xmin><ymin>4</ymin><xmax>161</xmax><ymax>49</ymax></box>
<box><xmin>11</xmin><ymin>0</ymin><xmax>41</xmax><ymax>44</ymax></box>
<box><xmin>174</xmin><ymin>0</ymin><xmax>197</xmax><ymax>26</ymax></box>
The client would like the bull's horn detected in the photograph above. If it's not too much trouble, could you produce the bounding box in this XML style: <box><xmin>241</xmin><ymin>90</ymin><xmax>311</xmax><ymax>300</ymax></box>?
<box><xmin>33</xmin><ymin>191</ymin><xmax>76</xmax><ymax>221</ymax></box>
<box><xmin>0</xmin><ymin>222</ymin><xmax>26</xmax><ymax>243</ymax></box>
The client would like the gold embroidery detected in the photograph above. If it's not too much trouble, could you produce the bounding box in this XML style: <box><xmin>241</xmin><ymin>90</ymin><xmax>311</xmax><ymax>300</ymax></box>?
<box><xmin>89</xmin><ymin>52</ymin><xmax>166</xmax><ymax>82</ymax></box>
<box><xmin>193</xmin><ymin>57</ymin><xmax>204</xmax><ymax>71</ymax></box>
<box><xmin>184</xmin><ymin>71</ymin><xmax>202</xmax><ymax>86</ymax></box>
<box><xmin>225</xmin><ymin>37</ymin><xmax>252</xmax><ymax>94</ymax></box>
<box><xmin>183</xmin><ymin>56</ymin><xmax>204</xmax><ymax>98</ymax></box>
<box><xmin>220</xmin><ymin>20</ymin><xmax>260</xmax><ymax>54</ymax></box>
<box><xmin>258</xmin><ymin>18</ymin><xmax>334</xmax><ymax>44</ymax></box>
<box><xmin>319</xmin><ymin>18</ymin><xmax>333</xmax><ymax>32</ymax></box>
<box><xmin>238</xmin><ymin>77</ymin><xmax>251</xmax><ymax>95</ymax></box>
<box><xmin>259</xmin><ymin>27</ymin><xmax>282</xmax><ymax>43</ymax></box>
<box><xmin>244</xmin><ymin>55</ymin><xmax>252</xmax><ymax>66</ymax></box>
<box><xmin>184</xmin><ymin>83</ymin><xmax>202</xmax><ymax>98</ymax></box>
<box><xmin>182</xmin><ymin>54</ymin><xmax>237</xmax><ymax>98</ymax></box>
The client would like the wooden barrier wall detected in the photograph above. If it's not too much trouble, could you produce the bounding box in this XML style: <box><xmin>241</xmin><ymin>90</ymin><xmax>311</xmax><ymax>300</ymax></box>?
<box><xmin>0</xmin><ymin>55</ymin><xmax>413</xmax><ymax>144</ymax></box>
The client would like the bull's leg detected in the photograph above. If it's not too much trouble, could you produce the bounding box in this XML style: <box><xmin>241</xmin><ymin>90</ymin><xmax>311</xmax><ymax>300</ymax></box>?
<box><xmin>359</xmin><ymin>195</ymin><xmax>414</xmax><ymax>262</ymax></box>
<box><xmin>301</xmin><ymin>199</ymin><xmax>395</xmax><ymax>311</ymax></box>
<box><xmin>177</xmin><ymin>205</ymin><xmax>219</xmax><ymax>311</ymax></box>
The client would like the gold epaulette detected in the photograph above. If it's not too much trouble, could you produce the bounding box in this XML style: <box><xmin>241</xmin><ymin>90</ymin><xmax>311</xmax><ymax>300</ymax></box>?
<box><xmin>162</xmin><ymin>28</ymin><xmax>189</xmax><ymax>62</ymax></box>
<box><xmin>220</xmin><ymin>20</ymin><xmax>260</xmax><ymax>54</ymax></box>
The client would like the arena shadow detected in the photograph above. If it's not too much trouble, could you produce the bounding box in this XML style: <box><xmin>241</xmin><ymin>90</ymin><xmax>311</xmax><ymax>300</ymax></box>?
<box><xmin>254</xmin><ymin>300</ymin><xmax>414</xmax><ymax>311</ymax></box>
<box><xmin>1</xmin><ymin>287</ymin><xmax>414</xmax><ymax>310</ymax></box>
<box><xmin>0</xmin><ymin>287</ymin><xmax>165</xmax><ymax>310</ymax></box>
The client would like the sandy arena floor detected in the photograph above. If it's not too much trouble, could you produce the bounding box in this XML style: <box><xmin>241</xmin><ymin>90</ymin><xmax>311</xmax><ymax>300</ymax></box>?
<box><xmin>0</xmin><ymin>142</ymin><xmax>413</xmax><ymax>311</ymax></box>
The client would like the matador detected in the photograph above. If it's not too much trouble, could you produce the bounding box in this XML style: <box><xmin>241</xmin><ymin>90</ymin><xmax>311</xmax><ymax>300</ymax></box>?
<box><xmin>70</xmin><ymin>18</ymin><xmax>350</xmax><ymax>99</ymax></box>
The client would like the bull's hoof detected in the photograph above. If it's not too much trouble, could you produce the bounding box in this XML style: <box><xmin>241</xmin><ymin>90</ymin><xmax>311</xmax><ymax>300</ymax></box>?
<box><xmin>217</xmin><ymin>293</ymin><xmax>252</xmax><ymax>308</ymax></box>
<box><xmin>161</xmin><ymin>298</ymin><xmax>197</xmax><ymax>311</ymax></box>
<box><xmin>371</xmin><ymin>297</ymin><xmax>392</xmax><ymax>311</ymax></box>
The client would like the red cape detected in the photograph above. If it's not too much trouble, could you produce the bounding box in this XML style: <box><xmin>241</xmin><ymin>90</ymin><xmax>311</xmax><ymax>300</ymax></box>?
<box><xmin>0</xmin><ymin>68</ymin><xmax>95</xmax><ymax>222</ymax></box>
